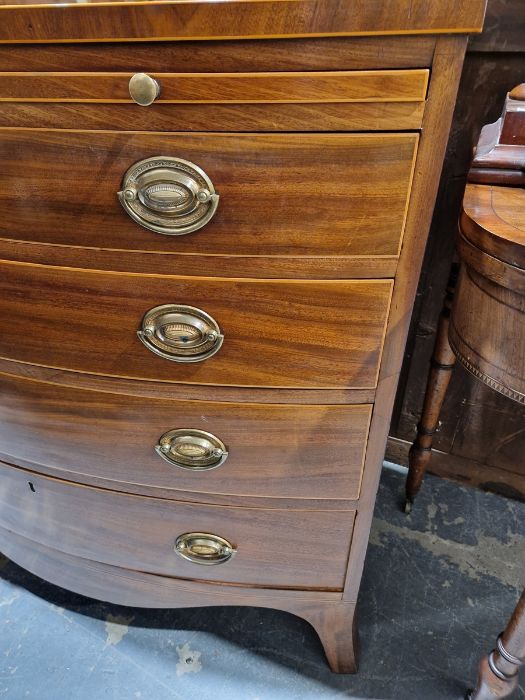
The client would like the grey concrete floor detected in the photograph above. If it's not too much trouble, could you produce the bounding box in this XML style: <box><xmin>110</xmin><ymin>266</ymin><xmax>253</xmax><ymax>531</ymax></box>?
<box><xmin>1</xmin><ymin>466</ymin><xmax>524</xmax><ymax>700</ymax></box>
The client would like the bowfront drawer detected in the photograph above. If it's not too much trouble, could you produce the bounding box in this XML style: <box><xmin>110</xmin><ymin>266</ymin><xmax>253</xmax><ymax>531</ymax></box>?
<box><xmin>0</xmin><ymin>261</ymin><xmax>392</xmax><ymax>389</ymax></box>
<box><xmin>0</xmin><ymin>373</ymin><xmax>371</xmax><ymax>500</ymax></box>
<box><xmin>0</xmin><ymin>129</ymin><xmax>418</xmax><ymax>258</ymax></box>
<box><xmin>0</xmin><ymin>461</ymin><xmax>355</xmax><ymax>589</ymax></box>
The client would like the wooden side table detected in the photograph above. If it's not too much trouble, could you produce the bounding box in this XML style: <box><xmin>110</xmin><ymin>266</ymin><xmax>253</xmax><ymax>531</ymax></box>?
<box><xmin>405</xmin><ymin>84</ymin><xmax>525</xmax><ymax>510</ymax></box>
<box><xmin>404</xmin><ymin>84</ymin><xmax>525</xmax><ymax>698</ymax></box>
<box><xmin>405</xmin><ymin>181</ymin><xmax>525</xmax><ymax>510</ymax></box>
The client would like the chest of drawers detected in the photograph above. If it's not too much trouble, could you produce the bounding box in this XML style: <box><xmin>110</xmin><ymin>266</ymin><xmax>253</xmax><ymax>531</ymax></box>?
<box><xmin>0</xmin><ymin>0</ymin><xmax>486</xmax><ymax>672</ymax></box>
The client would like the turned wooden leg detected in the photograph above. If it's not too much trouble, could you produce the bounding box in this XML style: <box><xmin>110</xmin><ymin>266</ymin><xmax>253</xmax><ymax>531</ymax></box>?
<box><xmin>467</xmin><ymin>589</ymin><xmax>525</xmax><ymax>700</ymax></box>
<box><xmin>404</xmin><ymin>263</ymin><xmax>459</xmax><ymax>513</ymax></box>
<box><xmin>288</xmin><ymin>600</ymin><xmax>359</xmax><ymax>673</ymax></box>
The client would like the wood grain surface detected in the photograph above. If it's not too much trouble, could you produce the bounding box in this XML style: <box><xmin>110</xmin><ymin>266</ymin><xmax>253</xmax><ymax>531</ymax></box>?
<box><xmin>0</xmin><ymin>356</ymin><xmax>376</xmax><ymax>408</ymax></box>
<box><xmin>0</xmin><ymin>70</ymin><xmax>429</xmax><ymax>103</ymax></box>
<box><xmin>0</xmin><ymin>237</ymin><xmax>399</xmax><ymax>281</ymax></box>
<box><xmin>343</xmin><ymin>36</ymin><xmax>469</xmax><ymax>601</ymax></box>
<box><xmin>0</xmin><ymin>36</ymin><xmax>436</xmax><ymax>73</ymax></box>
<box><xmin>457</xmin><ymin>233</ymin><xmax>525</xmax><ymax>296</ymax></box>
<box><xmin>0</xmin><ymin>525</ymin><xmax>341</xmax><ymax>604</ymax></box>
<box><xmin>0</xmin><ymin>0</ymin><xmax>487</xmax><ymax>44</ymax></box>
<box><xmin>0</xmin><ymin>460</ymin><xmax>355</xmax><ymax>589</ymax></box>
<box><xmin>0</xmin><ymin>261</ymin><xmax>392</xmax><ymax>389</ymax></box>
<box><xmin>461</xmin><ymin>184</ymin><xmax>525</xmax><ymax>268</ymax></box>
<box><xmin>449</xmin><ymin>266</ymin><xmax>525</xmax><ymax>403</ymax></box>
<box><xmin>0</xmin><ymin>372</ymin><xmax>371</xmax><ymax>500</ymax></box>
<box><xmin>0</xmin><ymin>130</ymin><xmax>418</xmax><ymax>258</ymax></box>
<box><xmin>0</xmin><ymin>101</ymin><xmax>425</xmax><ymax>133</ymax></box>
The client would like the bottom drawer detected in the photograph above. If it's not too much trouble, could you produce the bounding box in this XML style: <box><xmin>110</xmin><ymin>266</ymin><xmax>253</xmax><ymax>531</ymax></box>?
<box><xmin>0</xmin><ymin>462</ymin><xmax>355</xmax><ymax>590</ymax></box>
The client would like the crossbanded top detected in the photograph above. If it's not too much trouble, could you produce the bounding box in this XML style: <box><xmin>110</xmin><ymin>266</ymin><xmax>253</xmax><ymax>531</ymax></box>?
<box><xmin>0</xmin><ymin>0</ymin><xmax>487</xmax><ymax>44</ymax></box>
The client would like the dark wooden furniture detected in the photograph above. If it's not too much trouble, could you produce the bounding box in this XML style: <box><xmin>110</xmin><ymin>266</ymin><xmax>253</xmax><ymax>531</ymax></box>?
<box><xmin>389</xmin><ymin>0</ymin><xmax>525</xmax><ymax>500</ymax></box>
<box><xmin>0</xmin><ymin>0</ymin><xmax>486</xmax><ymax>673</ymax></box>
<box><xmin>468</xmin><ymin>589</ymin><xmax>525</xmax><ymax>699</ymax></box>
<box><xmin>405</xmin><ymin>85</ymin><xmax>525</xmax><ymax>510</ymax></box>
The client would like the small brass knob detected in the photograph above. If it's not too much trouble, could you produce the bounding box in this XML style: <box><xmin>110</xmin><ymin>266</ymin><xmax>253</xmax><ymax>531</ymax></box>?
<box><xmin>137</xmin><ymin>304</ymin><xmax>224</xmax><ymax>363</ymax></box>
<box><xmin>175</xmin><ymin>533</ymin><xmax>236</xmax><ymax>565</ymax></box>
<box><xmin>129</xmin><ymin>73</ymin><xmax>161</xmax><ymax>106</ymax></box>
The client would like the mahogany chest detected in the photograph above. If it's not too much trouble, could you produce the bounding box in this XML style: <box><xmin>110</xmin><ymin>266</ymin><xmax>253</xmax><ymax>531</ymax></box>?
<box><xmin>0</xmin><ymin>0</ymin><xmax>486</xmax><ymax>672</ymax></box>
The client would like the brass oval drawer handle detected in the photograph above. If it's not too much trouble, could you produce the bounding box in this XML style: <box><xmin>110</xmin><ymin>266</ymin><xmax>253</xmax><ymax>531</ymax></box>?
<box><xmin>156</xmin><ymin>429</ymin><xmax>229</xmax><ymax>470</ymax></box>
<box><xmin>118</xmin><ymin>156</ymin><xmax>219</xmax><ymax>236</ymax></box>
<box><xmin>129</xmin><ymin>73</ymin><xmax>161</xmax><ymax>106</ymax></box>
<box><xmin>137</xmin><ymin>304</ymin><xmax>224</xmax><ymax>363</ymax></box>
<box><xmin>174</xmin><ymin>532</ymin><xmax>236</xmax><ymax>565</ymax></box>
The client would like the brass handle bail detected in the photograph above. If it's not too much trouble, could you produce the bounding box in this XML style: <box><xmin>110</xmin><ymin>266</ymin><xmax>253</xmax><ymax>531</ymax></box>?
<box><xmin>137</xmin><ymin>304</ymin><xmax>224</xmax><ymax>363</ymax></box>
<box><xmin>155</xmin><ymin>429</ymin><xmax>229</xmax><ymax>470</ymax></box>
<box><xmin>118</xmin><ymin>156</ymin><xmax>219</xmax><ymax>236</ymax></box>
<box><xmin>175</xmin><ymin>533</ymin><xmax>236</xmax><ymax>565</ymax></box>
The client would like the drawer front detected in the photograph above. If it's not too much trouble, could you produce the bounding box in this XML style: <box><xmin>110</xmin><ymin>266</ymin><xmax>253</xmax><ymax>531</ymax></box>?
<box><xmin>0</xmin><ymin>102</ymin><xmax>425</xmax><ymax>133</ymax></box>
<box><xmin>0</xmin><ymin>40</ymin><xmax>430</xmax><ymax>132</ymax></box>
<box><xmin>0</xmin><ymin>261</ymin><xmax>392</xmax><ymax>389</ymax></box>
<box><xmin>0</xmin><ymin>38</ymin><xmax>436</xmax><ymax>74</ymax></box>
<box><xmin>0</xmin><ymin>70</ymin><xmax>428</xmax><ymax>103</ymax></box>
<box><xmin>0</xmin><ymin>461</ymin><xmax>355</xmax><ymax>589</ymax></box>
<box><xmin>0</xmin><ymin>374</ymin><xmax>371</xmax><ymax>500</ymax></box>
<box><xmin>0</xmin><ymin>130</ymin><xmax>418</xmax><ymax>257</ymax></box>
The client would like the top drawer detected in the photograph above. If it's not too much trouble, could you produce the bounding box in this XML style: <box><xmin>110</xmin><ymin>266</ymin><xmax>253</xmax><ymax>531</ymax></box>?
<box><xmin>0</xmin><ymin>69</ymin><xmax>428</xmax><ymax>131</ymax></box>
<box><xmin>0</xmin><ymin>70</ymin><xmax>429</xmax><ymax>104</ymax></box>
